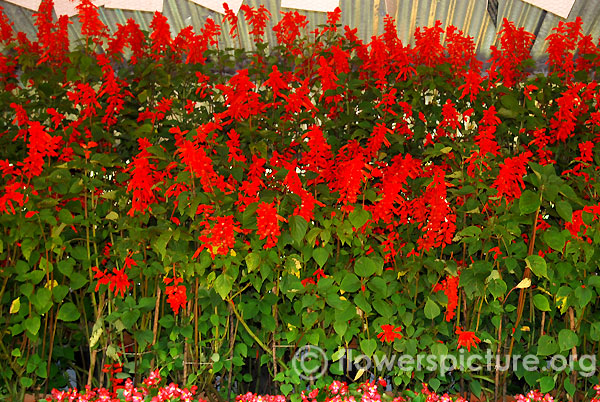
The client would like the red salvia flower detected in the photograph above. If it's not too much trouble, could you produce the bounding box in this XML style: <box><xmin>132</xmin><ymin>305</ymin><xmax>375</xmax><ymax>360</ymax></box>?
<box><xmin>164</xmin><ymin>276</ymin><xmax>187</xmax><ymax>315</ymax></box>
<box><xmin>240</xmin><ymin>4</ymin><xmax>271</xmax><ymax>44</ymax></box>
<box><xmin>488</xmin><ymin>19</ymin><xmax>535</xmax><ymax>87</ymax></box>
<box><xmin>92</xmin><ymin>266</ymin><xmax>131</xmax><ymax>298</ymax></box>
<box><xmin>377</xmin><ymin>324</ymin><xmax>403</xmax><ymax>343</ymax></box>
<box><xmin>433</xmin><ymin>273</ymin><xmax>460</xmax><ymax>322</ymax></box>
<box><xmin>21</xmin><ymin>121</ymin><xmax>61</xmax><ymax>178</ymax></box>
<box><xmin>0</xmin><ymin>181</ymin><xmax>28</xmax><ymax>215</ymax></box>
<box><xmin>273</xmin><ymin>10</ymin><xmax>307</xmax><ymax>52</ymax></box>
<box><xmin>323</xmin><ymin>7</ymin><xmax>341</xmax><ymax>33</ymax></box>
<box><xmin>194</xmin><ymin>214</ymin><xmax>241</xmax><ymax>259</ymax></box>
<box><xmin>414</xmin><ymin>21</ymin><xmax>444</xmax><ymax>68</ymax></box>
<box><xmin>201</xmin><ymin>17</ymin><xmax>221</xmax><ymax>48</ymax></box>
<box><xmin>546</xmin><ymin>17</ymin><xmax>583</xmax><ymax>82</ymax></box>
<box><xmin>226</xmin><ymin>130</ymin><xmax>246</xmax><ymax>163</ymax></box>
<box><xmin>329</xmin><ymin>141</ymin><xmax>371</xmax><ymax>212</ymax></box>
<box><xmin>67</xmin><ymin>83</ymin><xmax>100</xmax><ymax>119</ymax></box>
<box><xmin>149</xmin><ymin>11</ymin><xmax>172</xmax><ymax>59</ymax></box>
<box><xmin>283</xmin><ymin>167</ymin><xmax>324</xmax><ymax>222</ymax></box>
<box><xmin>414</xmin><ymin>166</ymin><xmax>456</xmax><ymax>251</ymax></box>
<box><xmin>263</xmin><ymin>65</ymin><xmax>289</xmax><ymax>98</ymax></box>
<box><xmin>491</xmin><ymin>151</ymin><xmax>532</xmax><ymax>204</ymax></box>
<box><xmin>223</xmin><ymin>3</ymin><xmax>238</xmax><ymax>39</ymax></box>
<box><xmin>125</xmin><ymin>138</ymin><xmax>164</xmax><ymax>216</ymax></box>
<box><xmin>0</xmin><ymin>6</ymin><xmax>14</xmax><ymax>44</ymax></box>
<box><xmin>456</xmin><ymin>327</ymin><xmax>481</xmax><ymax>352</ymax></box>
<box><xmin>256</xmin><ymin>201</ymin><xmax>286</xmax><ymax>249</ymax></box>
<box><xmin>77</xmin><ymin>0</ymin><xmax>108</xmax><ymax>42</ymax></box>
<box><xmin>10</xmin><ymin>102</ymin><xmax>28</xmax><ymax>127</ymax></box>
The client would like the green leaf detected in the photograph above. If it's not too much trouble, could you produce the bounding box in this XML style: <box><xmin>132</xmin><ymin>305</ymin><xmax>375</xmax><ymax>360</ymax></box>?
<box><xmin>58</xmin><ymin>208</ymin><xmax>73</xmax><ymax>224</ymax></box>
<box><xmin>134</xmin><ymin>329</ymin><xmax>154</xmax><ymax>350</ymax></box>
<box><xmin>9</xmin><ymin>297</ymin><xmax>20</xmax><ymax>314</ymax></box>
<box><xmin>31</xmin><ymin>288</ymin><xmax>52</xmax><ymax>314</ymax></box>
<box><xmin>122</xmin><ymin>309</ymin><xmax>140</xmax><ymax>330</ymax></box>
<box><xmin>500</xmin><ymin>93</ymin><xmax>520</xmax><ymax>111</ymax></box>
<box><xmin>245</xmin><ymin>252</ymin><xmax>260</xmax><ymax>271</ymax></box>
<box><xmin>424</xmin><ymin>299</ymin><xmax>440</xmax><ymax>319</ymax></box>
<box><xmin>23</xmin><ymin>316</ymin><xmax>41</xmax><ymax>336</ymax></box>
<box><xmin>290</xmin><ymin>215</ymin><xmax>308</xmax><ymax>243</ymax></box>
<box><xmin>539</xmin><ymin>376</ymin><xmax>555</xmax><ymax>394</ymax></box>
<box><xmin>538</xmin><ymin>335</ymin><xmax>558</xmax><ymax>356</ymax></box>
<box><xmin>105</xmin><ymin>211</ymin><xmax>119</xmax><ymax>221</ymax></box>
<box><xmin>349</xmin><ymin>207</ymin><xmax>369</xmax><ymax>229</ymax></box>
<box><xmin>373</xmin><ymin>299</ymin><xmax>393</xmax><ymax>317</ymax></box>
<box><xmin>57</xmin><ymin>259</ymin><xmax>74</xmax><ymax>276</ymax></box>
<box><xmin>334</xmin><ymin>320</ymin><xmax>347</xmax><ymax>336</ymax></box>
<box><xmin>543</xmin><ymin>229</ymin><xmax>565</xmax><ymax>252</ymax></box>
<box><xmin>313</xmin><ymin>248</ymin><xmax>329</xmax><ymax>267</ymax></box>
<box><xmin>354</xmin><ymin>293</ymin><xmax>372</xmax><ymax>313</ymax></box>
<box><xmin>367</xmin><ymin>277</ymin><xmax>387</xmax><ymax>296</ymax></box>
<box><xmin>21</xmin><ymin>238</ymin><xmax>35</xmax><ymax>261</ymax></box>
<box><xmin>340</xmin><ymin>274</ymin><xmax>361</xmax><ymax>293</ymax></box>
<box><xmin>519</xmin><ymin>190</ymin><xmax>540</xmax><ymax>215</ymax></box>
<box><xmin>281</xmin><ymin>384</ymin><xmax>293</xmax><ymax>396</ymax></box>
<box><xmin>354</xmin><ymin>256</ymin><xmax>377</xmax><ymax>277</ymax></box>
<box><xmin>556</xmin><ymin>200</ymin><xmax>573</xmax><ymax>222</ymax></box>
<box><xmin>153</xmin><ymin>229</ymin><xmax>173</xmax><ymax>260</ymax></box>
<box><xmin>558</xmin><ymin>329</ymin><xmax>578</xmax><ymax>352</ymax></box>
<box><xmin>58</xmin><ymin>302</ymin><xmax>81</xmax><ymax>322</ymax></box>
<box><xmin>469</xmin><ymin>380</ymin><xmax>482</xmax><ymax>398</ymax></box>
<box><xmin>488</xmin><ymin>279</ymin><xmax>507</xmax><ymax>299</ymax></box>
<box><xmin>159</xmin><ymin>315</ymin><xmax>175</xmax><ymax>328</ymax></box>
<box><xmin>533</xmin><ymin>294</ymin><xmax>551</xmax><ymax>311</ymax></box>
<box><xmin>69</xmin><ymin>272</ymin><xmax>87</xmax><ymax>290</ymax></box>
<box><xmin>564</xmin><ymin>379</ymin><xmax>576</xmax><ymax>397</ymax></box>
<box><xmin>526</xmin><ymin>255</ymin><xmax>547</xmax><ymax>279</ymax></box>
<box><xmin>360</xmin><ymin>338</ymin><xmax>377</xmax><ymax>357</ymax></box>
<box><xmin>575</xmin><ymin>286</ymin><xmax>593</xmax><ymax>309</ymax></box>
<box><xmin>214</xmin><ymin>274</ymin><xmax>233</xmax><ymax>299</ymax></box>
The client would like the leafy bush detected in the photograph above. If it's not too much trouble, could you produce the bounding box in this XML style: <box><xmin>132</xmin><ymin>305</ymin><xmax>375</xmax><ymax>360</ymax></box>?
<box><xmin>1</xmin><ymin>0</ymin><xmax>600</xmax><ymax>400</ymax></box>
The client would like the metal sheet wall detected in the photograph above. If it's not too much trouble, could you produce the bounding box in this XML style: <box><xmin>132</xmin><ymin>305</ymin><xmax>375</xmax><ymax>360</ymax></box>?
<box><xmin>0</xmin><ymin>0</ymin><xmax>599</xmax><ymax>59</ymax></box>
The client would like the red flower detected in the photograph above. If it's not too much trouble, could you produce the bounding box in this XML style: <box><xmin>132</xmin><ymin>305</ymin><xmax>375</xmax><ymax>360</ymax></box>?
<box><xmin>273</xmin><ymin>11</ymin><xmax>307</xmax><ymax>49</ymax></box>
<box><xmin>194</xmin><ymin>214</ymin><xmax>241</xmax><ymax>259</ymax></box>
<box><xmin>377</xmin><ymin>324</ymin><xmax>402</xmax><ymax>343</ymax></box>
<box><xmin>491</xmin><ymin>151</ymin><xmax>532</xmax><ymax>204</ymax></box>
<box><xmin>0</xmin><ymin>181</ymin><xmax>27</xmax><ymax>215</ymax></box>
<box><xmin>164</xmin><ymin>276</ymin><xmax>187</xmax><ymax>315</ymax></box>
<box><xmin>77</xmin><ymin>0</ymin><xmax>107</xmax><ymax>41</ymax></box>
<box><xmin>456</xmin><ymin>327</ymin><xmax>480</xmax><ymax>352</ymax></box>
<box><xmin>125</xmin><ymin>138</ymin><xmax>163</xmax><ymax>216</ymax></box>
<box><xmin>93</xmin><ymin>266</ymin><xmax>131</xmax><ymax>298</ymax></box>
<box><xmin>432</xmin><ymin>272</ymin><xmax>460</xmax><ymax>322</ymax></box>
<box><xmin>223</xmin><ymin>3</ymin><xmax>238</xmax><ymax>39</ymax></box>
<box><xmin>256</xmin><ymin>201</ymin><xmax>286</xmax><ymax>249</ymax></box>
<box><xmin>240</xmin><ymin>4</ymin><xmax>271</xmax><ymax>43</ymax></box>
<box><xmin>149</xmin><ymin>11</ymin><xmax>172</xmax><ymax>59</ymax></box>
<box><xmin>301</xmin><ymin>278</ymin><xmax>316</xmax><ymax>287</ymax></box>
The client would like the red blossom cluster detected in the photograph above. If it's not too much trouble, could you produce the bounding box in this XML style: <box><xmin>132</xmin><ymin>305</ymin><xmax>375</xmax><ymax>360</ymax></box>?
<box><xmin>433</xmin><ymin>273</ymin><xmax>460</xmax><ymax>322</ymax></box>
<box><xmin>164</xmin><ymin>275</ymin><xmax>187</xmax><ymax>315</ymax></box>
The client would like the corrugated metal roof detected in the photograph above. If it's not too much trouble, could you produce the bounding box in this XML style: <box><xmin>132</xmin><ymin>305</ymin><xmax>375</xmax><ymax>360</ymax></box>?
<box><xmin>1</xmin><ymin>0</ymin><xmax>599</xmax><ymax>59</ymax></box>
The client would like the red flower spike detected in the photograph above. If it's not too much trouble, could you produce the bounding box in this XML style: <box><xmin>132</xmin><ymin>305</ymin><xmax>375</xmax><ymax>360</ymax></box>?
<box><xmin>164</xmin><ymin>275</ymin><xmax>187</xmax><ymax>315</ymax></box>
<box><xmin>456</xmin><ymin>327</ymin><xmax>481</xmax><ymax>352</ymax></box>
<box><xmin>256</xmin><ymin>201</ymin><xmax>286</xmax><ymax>249</ymax></box>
